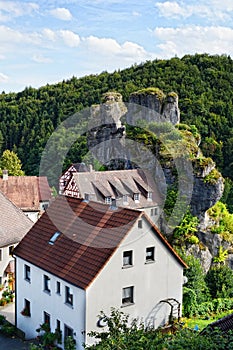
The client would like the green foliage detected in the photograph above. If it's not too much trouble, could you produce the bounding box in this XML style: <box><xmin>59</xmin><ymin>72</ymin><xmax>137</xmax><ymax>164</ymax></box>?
<box><xmin>0</xmin><ymin>149</ymin><xmax>24</xmax><ymax>175</ymax></box>
<box><xmin>85</xmin><ymin>308</ymin><xmax>233</xmax><ymax>349</ymax></box>
<box><xmin>172</xmin><ymin>210</ymin><xmax>199</xmax><ymax>245</ymax></box>
<box><xmin>204</xmin><ymin>168</ymin><xmax>221</xmax><ymax>184</ymax></box>
<box><xmin>207</xmin><ymin>202</ymin><xmax>233</xmax><ymax>242</ymax></box>
<box><xmin>213</xmin><ymin>246</ymin><xmax>228</xmax><ymax>264</ymax></box>
<box><xmin>221</xmin><ymin>177</ymin><xmax>233</xmax><ymax>213</ymax></box>
<box><xmin>205</xmin><ymin>265</ymin><xmax>233</xmax><ymax>299</ymax></box>
<box><xmin>64</xmin><ymin>336</ymin><xmax>76</xmax><ymax>350</ymax></box>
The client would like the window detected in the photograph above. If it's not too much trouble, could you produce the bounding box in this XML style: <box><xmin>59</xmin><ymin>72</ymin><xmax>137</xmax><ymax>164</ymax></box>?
<box><xmin>138</xmin><ymin>219</ymin><xmax>143</xmax><ymax>229</ymax></box>
<box><xmin>147</xmin><ymin>192</ymin><xmax>153</xmax><ymax>200</ymax></box>
<box><xmin>65</xmin><ymin>286</ymin><xmax>73</xmax><ymax>306</ymax></box>
<box><xmin>122</xmin><ymin>286</ymin><xmax>134</xmax><ymax>305</ymax></box>
<box><xmin>84</xmin><ymin>193</ymin><xmax>90</xmax><ymax>201</ymax></box>
<box><xmin>0</xmin><ymin>249</ymin><xmax>2</xmax><ymax>261</ymax></box>
<box><xmin>146</xmin><ymin>247</ymin><xmax>155</xmax><ymax>262</ymax></box>
<box><xmin>56</xmin><ymin>319</ymin><xmax>61</xmax><ymax>331</ymax></box>
<box><xmin>123</xmin><ymin>251</ymin><xmax>133</xmax><ymax>267</ymax></box>
<box><xmin>25</xmin><ymin>265</ymin><xmax>31</xmax><ymax>282</ymax></box>
<box><xmin>64</xmin><ymin>324</ymin><xmax>74</xmax><ymax>338</ymax></box>
<box><xmin>21</xmin><ymin>299</ymin><xmax>31</xmax><ymax>317</ymax></box>
<box><xmin>123</xmin><ymin>195</ymin><xmax>128</xmax><ymax>204</ymax></box>
<box><xmin>150</xmin><ymin>208</ymin><xmax>158</xmax><ymax>216</ymax></box>
<box><xmin>56</xmin><ymin>281</ymin><xmax>61</xmax><ymax>294</ymax></box>
<box><xmin>49</xmin><ymin>231</ymin><xmax>61</xmax><ymax>245</ymax></box>
<box><xmin>105</xmin><ymin>196</ymin><xmax>112</xmax><ymax>204</ymax></box>
<box><xmin>44</xmin><ymin>311</ymin><xmax>51</xmax><ymax>328</ymax></box>
<box><xmin>134</xmin><ymin>193</ymin><xmax>140</xmax><ymax>202</ymax></box>
<box><xmin>44</xmin><ymin>275</ymin><xmax>51</xmax><ymax>293</ymax></box>
<box><xmin>9</xmin><ymin>245</ymin><xmax>14</xmax><ymax>256</ymax></box>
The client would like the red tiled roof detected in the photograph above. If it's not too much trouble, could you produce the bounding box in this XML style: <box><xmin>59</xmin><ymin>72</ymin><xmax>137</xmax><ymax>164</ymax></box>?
<box><xmin>14</xmin><ymin>196</ymin><xmax>186</xmax><ymax>289</ymax></box>
<box><xmin>0</xmin><ymin>176</ymin><xmax>51</xmax><ymax>211</ymax></box>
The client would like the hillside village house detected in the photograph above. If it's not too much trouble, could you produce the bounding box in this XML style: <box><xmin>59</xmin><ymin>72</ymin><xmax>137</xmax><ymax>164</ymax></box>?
<box><xmin>0</xmin><ymin>172</ymin><xmax>52</xmax><ymax>222</ymax></box>
<box><xmin>0</xmin><ymin>191</ymin><xmax>32</xmax><ymax>297</ymax></box>
<box><xmin>13</xmin><ymin>195</ymin><xmax>186</xmax><ymax>350</ymax></box>
<box><xmin>60</xmin><ymin>167</ymin><xmax>163</xmax><ymax>226</ymax></box>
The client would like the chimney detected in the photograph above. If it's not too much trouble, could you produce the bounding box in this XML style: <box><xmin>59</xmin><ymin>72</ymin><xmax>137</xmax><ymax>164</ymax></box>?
<box><xmin>2</xmin><ymin>169</ymin><xmax>8</xmax><ymax>180</ymax></box>
<box><xmin>88</xmin><ymin>164</ymin><xmax>94</xmax><ymax>172</ymax></box>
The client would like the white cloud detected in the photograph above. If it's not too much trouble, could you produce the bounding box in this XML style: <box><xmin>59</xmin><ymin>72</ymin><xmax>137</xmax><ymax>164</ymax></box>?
<box><xmin>155</xmin><ymin>1</ymin><xmax>232</xmax><ymax>21</ymax></box>
<box><xmin>153</xmin><ymin>25</ymin><xmax>233</xmax><ymax>57</ymax></box>
<box><xmin>32</xmin><ymin>54</ymin><xmax>52</xmax><ymax>63</ymax></box>
<box><xmin>50</xmin><ymin>7</ymin><xmax>72</xmax><ymax>21</ymax></box>
<box><xmin>59</xmin><ymin>30</ymin><xmax>80</xmax><ymax>47</ymax></box>
<box><xmin>0</xmin><ymin>1</ymin><xmax>39</xmax><ymax>21</ymax></box>
<box><xmin>0</xmin><ymin>72</ymin><xmax>9</xmax><ymax>82</ymax></box>
<box><xmin>42</xmin><ymin>28</ymin><xmax>56</xmax><ymax>41</ymax></box>
<box><xmin>84</xmin><ymin>36</ymin><xmax>153</xmax><ymax>62</ymax></box>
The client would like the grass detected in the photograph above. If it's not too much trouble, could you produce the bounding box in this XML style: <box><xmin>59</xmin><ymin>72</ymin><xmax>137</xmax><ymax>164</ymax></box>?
<box><xmin>183</xmin><ymin>309</ymin><xmax>233</xmax><ymax>331</ymax></box>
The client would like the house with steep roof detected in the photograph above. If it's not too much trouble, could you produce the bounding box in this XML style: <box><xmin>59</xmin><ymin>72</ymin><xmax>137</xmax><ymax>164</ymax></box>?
<box><xmin>0</xmin><ymin>191</ymin><xmax>33</xmax><ymax>296</ymax></box>
<box><xmin>13</xmin><ymin>195</ymin><xmax>186</xmax><ymax>349</ymax></box>
<box><xmin>59</xmin><ymin>163</ymin><xmax>89</xmax><ymax>195</ymax></box>
<box><xmin>0</xmin><ymin>173</ymin><xmax>52</xmax><ymax>222</ymax></box>
<box><xmin>61</xmin><ymin>168</ymin><xmax>163</xmax><ymax>226</ymax></box>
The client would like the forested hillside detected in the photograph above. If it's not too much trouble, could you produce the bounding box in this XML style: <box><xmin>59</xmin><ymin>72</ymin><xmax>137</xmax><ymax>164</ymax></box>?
<box><xmin>0</xmin><ymin>53</ymin><xmax>232</xmax><ymax>194</ymax></box>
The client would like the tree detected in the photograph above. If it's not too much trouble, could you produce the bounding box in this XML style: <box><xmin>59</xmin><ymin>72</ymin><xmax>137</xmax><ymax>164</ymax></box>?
<box><xmin>205</xmin><ymin>265</ymin><xmax>233</xmax><ymax>299</ymax></box>
<box><xmin>0</xmin><ymin>150</ymin><xmax>24</xmax><ymax>175</ymax></box>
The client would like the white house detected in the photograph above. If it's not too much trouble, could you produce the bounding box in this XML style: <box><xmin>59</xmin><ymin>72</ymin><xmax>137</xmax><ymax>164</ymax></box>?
<box><xmin>0</xmin><ymin>191</ymin><xmax>33</xmax><ymax>297</ymax></box>
<box><xmin>13</xmin><ymin>195</ymin><xmax>187</xmax><ymax>349</ymax></box>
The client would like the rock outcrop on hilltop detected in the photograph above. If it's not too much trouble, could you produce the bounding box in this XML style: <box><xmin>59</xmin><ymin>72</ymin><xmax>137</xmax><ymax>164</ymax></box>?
<box><xmin>87</xmin><ymin>88</ymin><xmax>226</xmax><ymax>271</ymax></box>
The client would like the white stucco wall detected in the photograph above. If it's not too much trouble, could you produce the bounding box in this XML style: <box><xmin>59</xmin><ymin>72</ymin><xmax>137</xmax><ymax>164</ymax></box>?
<box><xmin>85</xmin><ymin>217</ymin><xmax>184</xmax><ymax>346</ymax></box>
<box><xmin>15</xmin><ymin>257</ymin><xmax>86</xmax><ymax>350</ymax></box>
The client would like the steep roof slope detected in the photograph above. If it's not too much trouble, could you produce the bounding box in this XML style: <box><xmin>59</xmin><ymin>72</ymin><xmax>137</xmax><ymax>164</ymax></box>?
<box><xmin>0</xmin><ymin>191</ymin><xmax>33</xmax><ymax>246</ymax></box>
<box><xmin>0</xmin><ymin>176</ymin><xmax>51</xmax><ymax>211</ymax></box>
<box><xmin>13</xmin><ymin>196</ymin><xmax>186</xmax><ymax>290</ymax></box>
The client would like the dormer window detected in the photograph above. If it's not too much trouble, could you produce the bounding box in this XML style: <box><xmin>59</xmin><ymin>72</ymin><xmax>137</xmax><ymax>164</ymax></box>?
<box><xmin>134</xmin><ymin>193</ymin><xmax>140</xmax><ymax>202</ymax></box>
<box><xmin>84</xmin><ymin>193</ymin><xmax>90</xmax><ymax>201</ymax></box>
<box><xmin>105</xmin><ymin>197</ymin><xmax>112</xmax><ymax>205</ymax></box>
<box><xmin>147</xmin><ymin>191</ymin><xmax>153</xmax><ymax>201</ymax></box>
<box><xmin>123</xmin><ymin>195</ymin><xmax>128</xmax><ymax>204</ymax></box>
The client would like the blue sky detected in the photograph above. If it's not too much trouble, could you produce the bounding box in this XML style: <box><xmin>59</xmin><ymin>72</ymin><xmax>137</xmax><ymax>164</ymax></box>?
<box><xmin>1</xmin><ymin>0</ymin><xmax>233</xmax><ymax>92</ymax></box>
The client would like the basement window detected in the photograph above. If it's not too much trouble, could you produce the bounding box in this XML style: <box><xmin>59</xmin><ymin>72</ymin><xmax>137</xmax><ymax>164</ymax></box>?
<box><xmin>49</xmin><ymin>231</ymin><xmax>61</xmax><ymax>245</ymax></box>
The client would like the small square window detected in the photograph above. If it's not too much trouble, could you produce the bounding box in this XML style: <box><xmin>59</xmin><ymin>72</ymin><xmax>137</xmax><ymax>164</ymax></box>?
<box><xmin>123</xmin><ymin>251</ymin><xmax>133</xmax><ymax>267</ymax></box>
<box><xmin>134</xmin><ymin>193</ymin><xmax>140</xmax><ymax>202</ymax></box>
<box><xmin>65</xmin><ymin>286</ymin><xmax>73</xmax><ymax>306</ymax></box>
<box><xmin>44</xmin><ymin>275</ymin><xmax>51</xmax><ymax>293</ymax></box>
<box><xmin>105</xmin><ymin>197</ymin><xmax>112</xmax><ymax>204</ymax></box>
<box><xmin>25</xmin><ymin>265</ymin><xmax>31</xmax><ymax>282</ymax></box>
<box><xmin>56</xmin><ymin>281</ymin><xmax>61</xmax><ymax>294</ymax></box>
<box><xmin>123</xmin><ymin>195</ymin><xmax>128</xmax><ymax>204</ymax></box>
<box><xmin>122</xmin><ymin>286</ymin><xmax>134</xmax><ymax>305</ymax></box>
<box><xmin>138</xmin><ymin>220</ymin><xmax>143</xmax><ymax>229</ymax></box>
<box><xmin>146</xmin><ymin>247</ymin><xmax>155</xmax><ymax>262</ymax></box>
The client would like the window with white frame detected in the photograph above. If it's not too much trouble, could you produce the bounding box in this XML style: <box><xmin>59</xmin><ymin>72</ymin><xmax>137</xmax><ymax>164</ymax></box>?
<box><xmin>44</xmin><ymin>275</ymin><xmax>51</xmax><ymax>293</ymax></box>
<box><xmin>122</xmin><ymin>286</ymin><xmax>134</xmax><ymax>305</ymax></box>
<box><xmin>25</xmin><ymin>265</ymin><xmax>31</xmax><ymax>282</ymax></box>
<box><xmin>150</xmin><ymin>208</ymin><xmax>158</xmax><ymax>216</ymax></box>
<box><xmin>134</xmin><ymin>193</ymin><xmax>140</xmax><ymax>202</ymax></box>
<box><xmin>123</xmin><ymin>250</ymin><xmax>133</xmax><ymax>267</ymax></box>
<box><xmin>65</xmin><ymin>286</ymin><xmax>73</xmax><ymax>306</ymax></box>
<box><xmin>105</xmin><ymin>196</ymin><xmax>112</xmax><ymax>204</ymax></box>
<box><xmin>147</xmin><ymin>191</ymin><xmax>153</xmax><ymax>200</ymax></box>
<box><xmin>146</xmin><ymin>247</ymin><xmax>155</xmax><ymax>262</ymax></box>
<box><xmin>123</xmin><ymin>195</ymin><xmax>128</xmax><ymax>204</ymax></box>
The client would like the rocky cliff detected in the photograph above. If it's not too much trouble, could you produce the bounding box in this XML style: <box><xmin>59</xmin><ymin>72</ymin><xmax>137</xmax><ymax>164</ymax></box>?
<box><xmin>87</xmin><ymin>88</ymin><xmax>226</xmax><ymax>271</ymax></box>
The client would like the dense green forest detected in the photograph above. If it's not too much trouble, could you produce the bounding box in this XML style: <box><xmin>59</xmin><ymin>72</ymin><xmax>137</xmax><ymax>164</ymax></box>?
<box><xmin>0</xmin><ymin>53</ymin><xmax>232</xmax><ymax>190</ymax></box>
